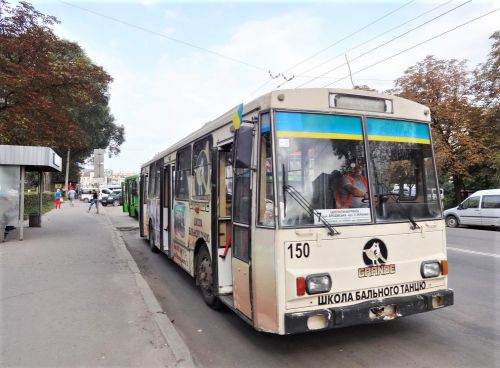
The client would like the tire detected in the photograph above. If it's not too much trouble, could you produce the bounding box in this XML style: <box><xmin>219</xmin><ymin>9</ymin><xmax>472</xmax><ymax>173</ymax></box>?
<box><xmin>196</xmin><ymin>246</ymin><xmax>222</xmax><ymax>309</ymax></box>
<box><xmin>113</xmin><ymin>200</ymin><xmax>119</xmax><ymax>207</ymax></box>
<box><xmin>446</xmin><ymin>215</ymin><xmax>459</xmax><ymax>228</ymax></box>
<box><xmin>149</xmin><ymin>223</ymin><xmax>159</xmax><ymax>253</ymax></box>
<box><xmin>83</xmin><ymin>198</ymin><xmax>89</xmax><ymax>203</ymax></box>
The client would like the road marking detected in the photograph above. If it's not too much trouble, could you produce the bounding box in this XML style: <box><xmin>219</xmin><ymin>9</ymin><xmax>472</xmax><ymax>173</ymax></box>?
<box><xmin>447</xmin><ymin>246</ymin><xmax>500</xmax><ymax>258</ymax></box>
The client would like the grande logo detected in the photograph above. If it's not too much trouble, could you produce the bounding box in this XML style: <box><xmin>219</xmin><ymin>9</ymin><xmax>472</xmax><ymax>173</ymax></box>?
<box><xmin>358</xmin><ymin>238</ymin><xmax>396</xmax><ymax>278</ymax></box>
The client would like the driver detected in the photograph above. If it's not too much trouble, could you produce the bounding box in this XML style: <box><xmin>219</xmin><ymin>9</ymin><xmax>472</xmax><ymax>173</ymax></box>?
<box><xmin>341</xmin><ymin>162</ymin><xmax>369</xmax><ymax>208</ymax></box>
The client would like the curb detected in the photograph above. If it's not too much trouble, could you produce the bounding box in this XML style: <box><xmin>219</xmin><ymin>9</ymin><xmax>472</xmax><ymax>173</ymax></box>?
<box><xmin>103</xmin><ymin>210</ymin><xmax>195</xmax><ymax>368</ymax></box>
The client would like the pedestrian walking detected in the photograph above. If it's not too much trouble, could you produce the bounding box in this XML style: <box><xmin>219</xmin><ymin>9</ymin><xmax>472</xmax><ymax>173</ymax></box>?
<box><xmin>54</xmin><ymin>189</ymin><xmax>62</xmax><ymax>209</ymax></box>
<box><xmin>88</xmin><ymin>190</ymin><xmax>99</xmax><ymax>214</ymax></box>
<box><xmin>67</xmin><ymin>188</ymin><xmax>76</xmax><ymax>207</ymax></box>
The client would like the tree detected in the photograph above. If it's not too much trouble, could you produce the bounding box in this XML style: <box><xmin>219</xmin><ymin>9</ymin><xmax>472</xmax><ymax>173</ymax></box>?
<box><xmin>391</xmin><ymin>56</ymin><xmax>489</xmax><ymax>203</ymax></box>
<box><xmin>0</xmin><ymin>1</ymin><xmax>124</xmax><ymax>179</ymax></box>
<box><xmin>467</xmin><ymin>31</ymin><xmax>500</xmax><ymax>189</ymax></box>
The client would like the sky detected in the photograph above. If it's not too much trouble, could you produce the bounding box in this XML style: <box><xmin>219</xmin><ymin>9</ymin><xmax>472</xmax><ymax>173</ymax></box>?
<box><xmin>26</xmin><ymin>0</ymin><xmax>499</xmax><ymax>174</ymax></box>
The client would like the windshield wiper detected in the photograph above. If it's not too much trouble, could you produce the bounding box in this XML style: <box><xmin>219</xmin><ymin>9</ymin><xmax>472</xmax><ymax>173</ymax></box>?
<box><xmin>403</xmin><ymin>208</ymin><xmax>420</xmax><ymax>230</ymax></box>
<box><xmin>382</xmin><ymin>192</ymin><xmax>421</xmax><ymax>230</ymax></box>
<box><xmin>282</xmin><ymin>183</ymin><xmax>340</xmax><ymax>236</ymax></box>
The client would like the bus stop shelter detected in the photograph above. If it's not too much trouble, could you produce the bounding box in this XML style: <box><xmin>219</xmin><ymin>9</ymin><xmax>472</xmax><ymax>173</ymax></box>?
<box><xmin>0</xmin><ymin>145</ymin><xmax>62</xmax><ymax>241</ymax></box>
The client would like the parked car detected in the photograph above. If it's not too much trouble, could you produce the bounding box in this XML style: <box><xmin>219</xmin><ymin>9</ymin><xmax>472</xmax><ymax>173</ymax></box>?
<box><xmin>79</xmin><ymin>188</ymin><xmax>93</xmax><ymax>202</ymax></box>
<box><xmin>101</xmin><ymin>191</ymin><xmax>122</xmax><ymax>207</ymax></box>
<box><xmin>99</xmin><ymin>187</ymin><xmax>118</xmax><ymax>201</ymax></box>
<box><xmin>444</xmin><ymin>189</ymin><xmax>500</xmax><ymax>228</ymax></box>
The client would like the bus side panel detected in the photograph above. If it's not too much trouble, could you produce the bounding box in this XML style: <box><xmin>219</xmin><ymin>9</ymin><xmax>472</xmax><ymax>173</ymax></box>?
<box><xmin>252</xmin><ymin>228</ymin><xmax>279</xmax><ymax>333</ymax></box>
<box><xmin>172</xmin><ymin>199</ymin><xmax>192</xmax><ymax>273</ymax></box>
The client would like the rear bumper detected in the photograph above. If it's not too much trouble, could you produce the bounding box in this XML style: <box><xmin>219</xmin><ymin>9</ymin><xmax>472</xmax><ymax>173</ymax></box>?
<box><xmin>284</xmin><ymin>289</ymin><xmax>454</xmax><ymax>334</ymax></box>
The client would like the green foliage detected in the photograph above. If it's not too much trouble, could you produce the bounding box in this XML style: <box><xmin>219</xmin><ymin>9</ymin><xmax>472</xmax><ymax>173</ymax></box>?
<box><xmin>0</xmin><ymin>1</ymin><xmax>125</xmax><ymax>177</ymax></box>
<box><xmin>23</xmin><ymin>192</ymin><xmax>53</xmax><ymax>219</ymax></box>
<box><xmin>390</xmin><ymin>32</ymin><xmax>500</xmax><ymax>203</ymax></box>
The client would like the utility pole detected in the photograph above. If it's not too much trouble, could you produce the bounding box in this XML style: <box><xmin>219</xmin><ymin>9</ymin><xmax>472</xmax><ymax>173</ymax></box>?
<box><xmin>64</xmin><ymin>148</ymin><xmax>70</xmax><ymax>197</ymax></box>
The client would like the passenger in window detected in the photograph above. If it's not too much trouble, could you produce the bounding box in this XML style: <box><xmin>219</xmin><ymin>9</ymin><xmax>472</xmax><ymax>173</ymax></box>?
<box><xmin>341</xmin><ymin>162</ymin><xmax>369</xmax><ymax>208</ymax></box>
<box><xmin>330</xmin><ymin>170</ymin><xmax>347</xmax><ymax>209</ymax></box>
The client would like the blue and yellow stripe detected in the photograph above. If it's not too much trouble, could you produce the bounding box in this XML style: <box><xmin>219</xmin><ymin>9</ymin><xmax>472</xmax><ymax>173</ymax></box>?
<box><xmin>274</xmin><ymin>113</ymin><xmax>431</xmax><ymax>144</ymax></box>
<box><xmin>367</xmin><ymin>118</ymin><xmax>430</xmax><ymax>144</ymax></box>
<box><xmin>275</xmin><ymin>112</ymin><xmax>363</xmax><ymax>140</ymax></box>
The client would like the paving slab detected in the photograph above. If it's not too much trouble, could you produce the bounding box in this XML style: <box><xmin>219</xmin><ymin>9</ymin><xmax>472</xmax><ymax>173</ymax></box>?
<box><xmin>0</xmin><ymin>200</ymin><xmax>193</xmax><ymax>367</ymax></box>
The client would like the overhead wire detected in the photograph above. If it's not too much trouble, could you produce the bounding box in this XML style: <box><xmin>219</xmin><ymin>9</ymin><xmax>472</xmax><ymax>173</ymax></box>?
<box><xmin>243</xmin><ymin>0</ymin><xmax>416</xmax><ymax>100</ymax></box>
<box><xmin>295</xmin><ymin>0</ymin><xmax>472</xmax><ymax>88</ymax></box>
<box><xmin>282</xmin><ymin>0</ymin><xmax>416</xmax><ymax>73</ymax></box>
<box><xmin>58</xmin><ymin>0</ymin><xmax>268</xmax><ymax>72</ymax></box>
<box><xmin>284</xmin><ymin>0</ymin><xmax>454</xmax><ymax>86</ymax></box>
<box><xmin>321</xmin><ymin>7</ymin><xmax>499</xmax><ymax>88</ymax></box>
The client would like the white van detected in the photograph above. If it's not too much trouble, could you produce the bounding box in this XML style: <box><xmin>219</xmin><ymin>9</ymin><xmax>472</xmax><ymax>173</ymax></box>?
<box><xmin>101</xmin><ymin>184</ymin><xmax>121</xmax><ymax>191</ymax></box>
<box><xmin>79</xmin><ymin>188</ymin><xmax>94</xmax><ymax>202</ymax></box>
<box><xmin>444</xmin><ymin>189</ymin><xmax>500</xmax><ymax>228</ymax></box>
<box><xmin>98</xmin><ymin>187</ymin><xmax>118</xmax><ymax>200</ymax></box>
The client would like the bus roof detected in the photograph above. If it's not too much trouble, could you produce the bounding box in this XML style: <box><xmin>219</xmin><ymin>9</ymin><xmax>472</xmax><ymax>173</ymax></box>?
<box><xmin>141</xmin><ymin>88</ymin><xmax>430</xmax><ymax>169</ymax></box>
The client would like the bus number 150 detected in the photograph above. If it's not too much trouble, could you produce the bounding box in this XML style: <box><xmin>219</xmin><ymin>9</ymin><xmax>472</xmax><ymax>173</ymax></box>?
<box><xmin>288</xmin><ymin>242</ymin><xmax>310</xmax><ymax>259</ymax></box>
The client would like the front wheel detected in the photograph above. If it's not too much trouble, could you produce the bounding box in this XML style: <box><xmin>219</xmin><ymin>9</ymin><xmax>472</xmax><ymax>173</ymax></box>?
<box><xmin>196</xmin><ymin>247</ymin><xmax>222</xmax><ymax>309</ymax></box>
<box><xmin>113</xmin><ymin>200</ymin><xmax>119</xmax><ymax>207</ymax></box>
<box><xmin>446</xmin><ymin>215</ymin><xmax>459</xmax><ymax>228</ymax></box>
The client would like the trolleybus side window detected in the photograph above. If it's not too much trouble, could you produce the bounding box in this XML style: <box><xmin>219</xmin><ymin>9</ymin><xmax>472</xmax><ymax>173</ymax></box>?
<box><xmin>276</xmin><ymin>111</ymin><xmax>370</xmax><ymax>227</ymax></box>
<box><xmin>132</xmin><ymin>179</ymin><xmax>137</xmax><ymax>197</ymax></box>
<box><xmin>148</xmin><ymin>164</ymin><xmax>155</xmax><ymax>198</ymax></box>
<box><xmin>233</xmin><ymin>123</ymin><xmax>253</xmax><ymax>262</ymax></box>
<box><xmin>175</xmin><ymin>147</ymin><xmax>191</xmax><ymax>200</ymax></box>
<box><xmin>193</xmin><ymin>137</ymin><xmax>212</xmax><ymax>200</ymax></box>
<box><xmin>143</xmin><ymin>173</ymin><xmax>149</xmax><ymax>199</ymax></box>
<box><xmin>258</xmin><ymin>113</ymin><xmax>275</xmax><ymax>227</ymax></box>
<box><xmin>163</xmin><ymin>167</ymin><xmax>170</xmax><ymax>209</ymax></box>
<box><xmin>218</xmin><ymin>149</ymin><xmax>232</xmax><ymax>218</ymax></box>
<box><xmin>155</xmin><ymin>161</ymin><xmax>161</xmax><ymax>197</ymax></box>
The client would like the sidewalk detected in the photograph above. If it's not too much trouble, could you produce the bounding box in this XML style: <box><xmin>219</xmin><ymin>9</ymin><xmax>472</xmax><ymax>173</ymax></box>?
<box><xmin>0</xmin><ymin>201</ymin><xmax>193</xmax><ymax>367</ymax></box>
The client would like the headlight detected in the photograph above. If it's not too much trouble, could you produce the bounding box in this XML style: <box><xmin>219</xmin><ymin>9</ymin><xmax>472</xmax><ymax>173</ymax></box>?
<box><xmin>306</xmin><ymin>273</ymin><xmax>332</xmax><ymax>294</ymax></box>
<box><xmin>421</xmin><ymin>261</ymin><xmax>441</xmax><ymax>278</ymax></box>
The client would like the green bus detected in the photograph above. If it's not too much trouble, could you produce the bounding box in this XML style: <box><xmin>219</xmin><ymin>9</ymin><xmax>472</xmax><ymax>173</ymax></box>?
<box><xmin>122</xmin><ymin>175</ymin><xmax>140</xmax><ymax>218</ymax></box>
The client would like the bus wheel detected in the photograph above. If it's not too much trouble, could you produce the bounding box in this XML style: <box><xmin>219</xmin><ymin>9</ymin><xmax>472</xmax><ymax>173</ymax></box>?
<box><xmin>196</xmin><ymin>247</ymin><xmax>222</xmax><ymax>309</ymax></box>
<box><xmin>149</xmin><ymin>223</ymin><xmax>159</xmax><ymax>253</ymax></box>
<box><xmin>445</xmin><ymin>215</ymin><xmax>459</xmax><ymax>228</ymax></box>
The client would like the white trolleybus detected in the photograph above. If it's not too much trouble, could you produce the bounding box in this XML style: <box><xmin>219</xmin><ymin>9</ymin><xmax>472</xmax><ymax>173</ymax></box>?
<box><xmin>140</xmin><ymin>88</ymin><xmax>453</xmax><ymax>335</ymax></box>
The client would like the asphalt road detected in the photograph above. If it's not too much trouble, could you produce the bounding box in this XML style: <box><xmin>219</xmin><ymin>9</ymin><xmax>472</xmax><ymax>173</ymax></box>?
<box><xmin>107</xmin><ymin>207</ymin><xmax>500</xmax><ymax>368</ymax></box>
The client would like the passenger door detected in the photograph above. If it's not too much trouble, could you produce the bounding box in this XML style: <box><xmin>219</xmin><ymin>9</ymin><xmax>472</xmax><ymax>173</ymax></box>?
<box><xmin>232</xmin><ymin>122</ymin><xmax>254</xmax><ymax>319</ymax></box>
<box><xmin>161</xmin><ymin>164</ymin><xmax>174</xmax><ymax>256</ymax></box>
<box><xmin>457</xmin><ymin>196</ymin><xmax>481</xmax><ymax>225</ymax></box>
<box><xmin>216</xmin><ymin>145</ymin><xmax>233</xmax><ymax>294</ymax></box>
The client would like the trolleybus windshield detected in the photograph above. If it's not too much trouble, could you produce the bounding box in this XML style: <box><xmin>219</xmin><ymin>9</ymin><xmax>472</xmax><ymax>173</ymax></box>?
<box><xmin>275</xmin><ymin>112</ymin><xmax>442</xmax><ymax>228</ymax></box>
<box><xmin>367</xmin><ymin>117</ymin><xmax>441</xmax><ymax>223</ymax></box>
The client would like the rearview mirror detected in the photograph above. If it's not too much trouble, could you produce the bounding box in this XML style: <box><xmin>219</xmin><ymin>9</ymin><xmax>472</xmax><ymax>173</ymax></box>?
<box><xmin>457</xmin><ymin>203</ymin><xmax>463</xmax><ymax>210</ymax></box>
<box><xmin>234</xmin><ymin>124</ymin><xmax>253</xmax><ymax>169</ymax></box>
